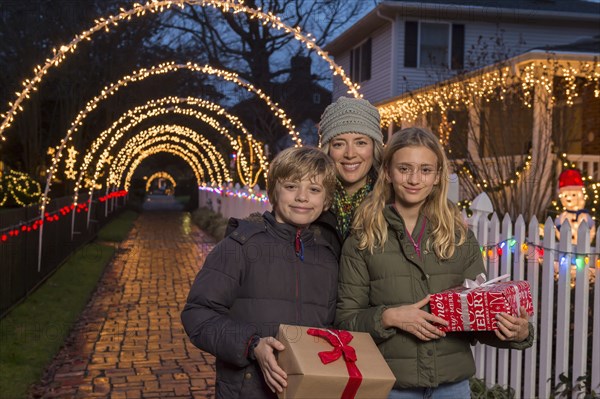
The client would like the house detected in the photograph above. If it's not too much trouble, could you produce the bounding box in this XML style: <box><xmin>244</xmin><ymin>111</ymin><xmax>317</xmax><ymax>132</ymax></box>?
<box><xmin>229</xmin><ymin>56</ymin><xmax>332</xmax><ymax>154</ymax></box>
<box><xmin>324</xmin><ymin>1</ymin><xmax>600</xmax><ymax>220</ymax></box>
<box><xmin>325</xmin><ymin>0</ymin><xmax>600</xmax><ymax>103</ymax></box>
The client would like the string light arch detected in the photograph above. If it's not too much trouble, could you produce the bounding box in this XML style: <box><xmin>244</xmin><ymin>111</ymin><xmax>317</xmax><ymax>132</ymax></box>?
<box><xmin>50</xmin><ymin>66</ymin><xmax>277</xmax><ymax>209</ymax></box>
<box><xmin>72</xmin><ymin>101</ymin><xmax>262</xmax><ymax>209</ymax></box>
<box><xmin>107</xmin><ymin>126</ymin><xmax>228</xmax><ymax>188</ymax></box>
<box><xmin>145</xmin><ymin>171</ymin><xmax>176</xmax><ymax>193</ymax></box>
<box><xmin>111</xmin><ymin>138</ymin><xmax>214</xmax><ymax>189</ymax></box>
<box><xmin>0</xmin><ymin>0</ymin><xmax>360</xmax><ymax>142</ymax></box>
<box><xmin>121</xmin><ymin>144</ymin><xmax>207</xmax><ymax>191</ymax></box>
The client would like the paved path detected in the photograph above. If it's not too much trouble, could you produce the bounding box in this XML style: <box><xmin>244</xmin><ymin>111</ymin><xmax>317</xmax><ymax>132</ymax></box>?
<box><xmin>30</xmin><ymin>212</ymin><xmax>217</xmax><ymax>398</ymax></box>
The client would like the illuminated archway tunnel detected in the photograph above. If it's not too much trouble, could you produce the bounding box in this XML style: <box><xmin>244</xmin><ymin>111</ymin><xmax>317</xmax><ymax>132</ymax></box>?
<box><xmin>107</xmin><ymin>126</ymin><xmax>229</xmax><ymax>188</ymax></box>
<box><xmin>0</xmin><ymin>0</ymin><xmax>359</xmax><ymax>143</ymax></box>
<box><xmin>121</xmin><ymin>144</ymin><xmax>208</xmax><ymax>191</ymax></box>
<box><xmin>74</xmin><ymin>96</ymin><xmax>267</xmax><ymax>201</ymax></box>
<box><xmin>145</xmin><ymin>171</ymin><xmax>176</xmax><ymax>193</ymax></box>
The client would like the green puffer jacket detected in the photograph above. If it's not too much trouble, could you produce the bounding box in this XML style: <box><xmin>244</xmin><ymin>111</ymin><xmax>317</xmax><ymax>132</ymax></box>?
<box><xmin>335</xmin><ymin>205</ymin><xmax>533</xmax><ymax>389</ymax></box>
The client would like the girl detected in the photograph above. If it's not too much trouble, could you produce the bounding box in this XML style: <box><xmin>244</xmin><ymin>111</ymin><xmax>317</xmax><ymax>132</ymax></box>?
<box><xmin>336</xmin><ymin>127</ymin><xmax>533</xmax><ymax>398</ymax></box>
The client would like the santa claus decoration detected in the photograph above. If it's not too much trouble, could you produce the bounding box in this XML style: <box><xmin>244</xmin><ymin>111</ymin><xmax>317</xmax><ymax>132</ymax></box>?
<box><xmin>555</xmin><ymin>168</ymin><xmax>596</xmax><ymax>243</ymax></box>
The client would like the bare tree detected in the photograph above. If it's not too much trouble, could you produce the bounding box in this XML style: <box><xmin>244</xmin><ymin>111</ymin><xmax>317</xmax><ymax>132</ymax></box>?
<box><xmin>160</xmin><ymin>0</ymin><xmax>371</xmax><ymax>86</ymax></box>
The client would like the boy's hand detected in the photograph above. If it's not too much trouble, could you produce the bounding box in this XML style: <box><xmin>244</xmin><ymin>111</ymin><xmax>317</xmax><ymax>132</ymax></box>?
<box><xmin>494</xmin><ymin>306</ymin><xmax>530</xmax><ymax>342</ymax></box>
<box><xmin>381</xmin><ymin>295</ymin><xmax>448</xmax><ymax>341</ymax></box>
<box><xmin>254</xmin><ymin>337</ymin><xmax>287</xmax><ymax>393</ymax></box>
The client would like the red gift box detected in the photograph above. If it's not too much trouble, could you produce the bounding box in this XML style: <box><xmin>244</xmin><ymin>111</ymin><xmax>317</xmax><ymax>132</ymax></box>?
<box><xmin>430</xmin><ymin>274</ymin><xmax>534</xmax><ymax>332</ymax></box>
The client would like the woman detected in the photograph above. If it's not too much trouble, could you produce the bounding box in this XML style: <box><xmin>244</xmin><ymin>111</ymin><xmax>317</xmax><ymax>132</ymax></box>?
<box><xmin>318</xmin><ymin>96</ymin><xmax>384</xmax><ymax>250</ymax></box>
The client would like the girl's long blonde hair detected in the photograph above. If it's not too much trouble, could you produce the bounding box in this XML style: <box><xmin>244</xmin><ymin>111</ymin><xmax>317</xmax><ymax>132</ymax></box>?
<box><xmin>352</xmin><ymin>127</ymin><xmax>467</xmax><ymax>259</ymax></box>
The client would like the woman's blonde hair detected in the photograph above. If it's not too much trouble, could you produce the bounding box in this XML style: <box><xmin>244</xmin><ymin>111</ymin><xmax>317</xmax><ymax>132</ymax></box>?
<box><xmin>352</xmin><ymin>127</ymin><xmax>466</xmax><ymax>259</ymax></box>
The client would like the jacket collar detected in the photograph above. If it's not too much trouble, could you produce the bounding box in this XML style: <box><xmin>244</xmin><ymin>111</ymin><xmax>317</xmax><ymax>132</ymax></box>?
<box><xmin>263</xmin><ymin>211</ymin><xmax>314</xmax><ymax>243</ymax></box>
<box><xmin>383</xmin><ymin>204</ymin><xmax>428</xmax><ymax>234</ymax></box>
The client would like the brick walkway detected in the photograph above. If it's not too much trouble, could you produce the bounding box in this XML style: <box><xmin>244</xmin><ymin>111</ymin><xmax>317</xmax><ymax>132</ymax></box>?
<box><xmin>30</xmin><ymin>212</ymin><xmax>217</xmax><ymax>398</ymax></box>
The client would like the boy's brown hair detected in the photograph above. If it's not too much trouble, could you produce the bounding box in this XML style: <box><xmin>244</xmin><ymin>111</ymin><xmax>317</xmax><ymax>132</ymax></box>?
<box><xmin>267</xmin><ymin>146</ymin><xmax>337</xmax><ymax>210</ymax></box>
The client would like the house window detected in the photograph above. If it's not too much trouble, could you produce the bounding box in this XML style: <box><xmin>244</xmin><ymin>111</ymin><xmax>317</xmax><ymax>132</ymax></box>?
<box><xmin>405</xmin><ymin>21</ymin><xmax>464</xmax><ymax>70</ymax></box>
<box><xmin>420</xmin><ymin>23</ymin><xmax>449</xmax><ymax>68</ymax></box>
<box><xmin>350</xmin><ymin>38</ymin><xmax>371</xmax><ymax>83</ymax></box>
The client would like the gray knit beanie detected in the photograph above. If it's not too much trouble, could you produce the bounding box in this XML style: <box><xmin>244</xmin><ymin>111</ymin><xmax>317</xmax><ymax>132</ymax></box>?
<box><xmin>319</xmin><ymin>97</ymin><xmax>382</xmax><ymax>146</ymax></box>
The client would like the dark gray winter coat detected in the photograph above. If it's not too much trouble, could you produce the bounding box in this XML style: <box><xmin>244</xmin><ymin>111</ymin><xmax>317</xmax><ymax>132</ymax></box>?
<box><xmin>181</xmin><ymin>211</ymin><xmax>339</xmax><ymax>399</ymax></box>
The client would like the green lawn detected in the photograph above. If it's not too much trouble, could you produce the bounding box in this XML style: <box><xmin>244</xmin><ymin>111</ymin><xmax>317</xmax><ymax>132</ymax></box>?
<box><xmin>0</xmin><ymin>211</ymin><xmax>138</xmax><ymax>398</ymax></box>
<box><xmin>96</xmin><ymin>210</ymin><xmax>138</xmax><ymax>242</ymax></box>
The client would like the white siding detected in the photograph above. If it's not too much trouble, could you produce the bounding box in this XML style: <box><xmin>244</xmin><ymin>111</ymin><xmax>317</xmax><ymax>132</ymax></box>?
<box><xmin>332</xmin><ymin>16</ymin><xmax>600</xmax><ymax>104</ymax></box>
<box><xmin>331</xmin><ymin>24</ymin><xmax>392</xmax><ymax>103</ymax></box>
<box><xmin>395</xmin><ymin>20</ymin><xmax>599</xmax><ymax>99</ymax></box>
<box><xmin>331</xmin><ymin>53</ymin><xmax>350</xmax><ymax>100</ymax></box>
<box><xmin>357</xmin><ymin>24</ymin><xmax>392</xmax><ymax>103</ymax></box>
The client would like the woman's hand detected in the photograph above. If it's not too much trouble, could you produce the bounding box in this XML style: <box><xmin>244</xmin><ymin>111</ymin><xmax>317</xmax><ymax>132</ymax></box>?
<box><xmin>494</xmin><ymin>306</ymin><xmax>530</xmax><ymax>342</ymax></box>
<box><xmin>381</xmin><ymin>295</ymin><xmax>448</xmax><ymax>341</ymax></box>
<box><xmin>253</xmin><ymin>337</ymin><xmax>288</xmax><ymax>393</ymax></box>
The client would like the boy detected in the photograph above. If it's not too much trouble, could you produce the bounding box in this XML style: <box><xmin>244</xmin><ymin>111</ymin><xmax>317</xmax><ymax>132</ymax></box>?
<box><xmin>181</xmin><ymin>147</ymin><xmax>339</xmax><ymax>399</ymax></box>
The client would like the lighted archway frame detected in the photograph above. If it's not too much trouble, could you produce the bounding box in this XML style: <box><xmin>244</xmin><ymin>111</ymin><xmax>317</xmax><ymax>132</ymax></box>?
<box><xmin>107</xmin><ymin>125</ymin><xmax>228</xmax><ymax>188</ymax></box>
<box><xmin>122</xmin><ymin>143</ymin><xmax>209</xmax><ymax>191</ymax></box>
<box><xmin>145</xmin><ymin>171</ymin><xmax>176</xmax><ymax>193</ymax></box>
<box><xmin>77</xmin><ymin>106</ymin><xmax>244</xmax><ymax>205</ymax></box>
<box><xmin>0</xmin><ymin>0</ymin><xmax>360</xmax><ymax>141</ymax></box>
<box><xmin>74</xmin><ymin>96</ymin><xmax>265</xmax><ymax>203</ymax></box>
<box><xmin>57</xmin><ymin>64</ymin><xmax>282</xmax><ymax>196</ymax></box>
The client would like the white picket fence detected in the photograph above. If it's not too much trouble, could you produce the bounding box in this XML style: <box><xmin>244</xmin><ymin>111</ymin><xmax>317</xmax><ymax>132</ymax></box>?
<box><xmin>467</xmin><ymin>204</ymin><xmax>599</xmax><ymax>398</ymax></box>
<box><xmin>198</xmin><ymin>185</ymin><xmax>271</xmax><ymax>219</ymax></box>
<box><xmin>200</xmin><ymin>186</ymin><xmax>599</xmax><ymax>397</ymax></box>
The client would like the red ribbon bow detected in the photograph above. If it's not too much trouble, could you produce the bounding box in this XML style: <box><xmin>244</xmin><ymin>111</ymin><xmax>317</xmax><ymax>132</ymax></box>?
<box><xmin>306</xmin><ymin>328</ymin><xmax>363</xmax><ymax>399</ymax></box>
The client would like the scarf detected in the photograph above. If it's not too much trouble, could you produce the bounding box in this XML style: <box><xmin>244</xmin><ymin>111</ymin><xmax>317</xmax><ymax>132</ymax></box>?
<box><xmin>331</xmin><ymin>176</ymin><xmax>374</xmax><ymax>240</ymax></box>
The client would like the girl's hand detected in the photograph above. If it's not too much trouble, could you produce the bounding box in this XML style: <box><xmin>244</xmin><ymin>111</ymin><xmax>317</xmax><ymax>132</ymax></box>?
<box><xmin>494</xmin><ymin>307</ymin><xmax>530</xmax><ymax>342</ymax></box>
<box><xmin>381</xmin><ymin>295</ymin><xmax>448</xmax><ymax>341</ymax></box>
<box><xmin>253</xmin><ymin>337</ymin><xmax>288</xmax><ymax>393</ymax></box>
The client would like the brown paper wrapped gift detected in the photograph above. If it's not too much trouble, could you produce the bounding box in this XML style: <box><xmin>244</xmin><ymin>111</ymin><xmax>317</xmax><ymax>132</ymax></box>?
<box><xmin>276</xmin><ymin>324</ymin><xmax>395</xmax><ymax>399</ymax></box>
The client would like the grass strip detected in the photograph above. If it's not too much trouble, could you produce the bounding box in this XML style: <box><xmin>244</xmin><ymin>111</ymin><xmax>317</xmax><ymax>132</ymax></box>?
<box><xmin>0</xmin><ymin>211</ymin><xmax>138</xmax><ymax>398</ymax></box>
<box><xmin>96</xmin><ymin>210</ymin><xmax>138</xmax><ymax>242</ymax></box>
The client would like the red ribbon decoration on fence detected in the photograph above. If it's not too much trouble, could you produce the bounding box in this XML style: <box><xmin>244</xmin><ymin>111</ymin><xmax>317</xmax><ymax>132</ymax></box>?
<box><xmin>306</xmin><ymin>328</ymin><xmax>362</xmax><ymax>399</ymax></box>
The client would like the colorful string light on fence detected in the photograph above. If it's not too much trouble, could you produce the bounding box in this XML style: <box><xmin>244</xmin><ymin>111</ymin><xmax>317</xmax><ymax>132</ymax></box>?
<box><xmin>479</xmin><ymin>237</ymin><xmax>598</xmax><ymax>269</ymax></box>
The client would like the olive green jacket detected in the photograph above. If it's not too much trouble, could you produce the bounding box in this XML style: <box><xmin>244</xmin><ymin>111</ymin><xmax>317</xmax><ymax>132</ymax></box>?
<box><xmin>335</xmin><ymin>205</ymin><xmax>533</xmax><ymax>389</ymax></box>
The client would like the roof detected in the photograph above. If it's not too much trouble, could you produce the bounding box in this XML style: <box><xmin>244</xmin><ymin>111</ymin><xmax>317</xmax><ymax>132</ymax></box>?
<box><xmin>384</xmin><ymin>0</ymin><xmax>600</xmax><ymax>14</ymax></box>
<box><xmin>324</xmin><ymin>0</ymin><xmax>600</xmax><ymax>55</ymax></box>
<box><xmin>530</xmin><ymin>35</ymin><xmax>600</xmax><ymax>53</ymax></box>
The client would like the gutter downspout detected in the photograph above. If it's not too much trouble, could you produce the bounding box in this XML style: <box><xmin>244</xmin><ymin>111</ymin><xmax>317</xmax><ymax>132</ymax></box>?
<box><xmin>377</xmin><ymin>9</ymin><xmax>397</xmax><ymax>141</ymax></box>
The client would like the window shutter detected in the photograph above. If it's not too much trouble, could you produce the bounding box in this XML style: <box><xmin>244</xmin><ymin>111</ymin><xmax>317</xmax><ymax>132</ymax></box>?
<box><xmin>451</xmin><ymin>24</ymin><xmax>465</xmax><ymax>70</ymax></box>
<box><xmin>361</xmin><ymin>38</ymin><xmax>372</xmax><ymax>81</ymax></box>
<box><xmin>404</xmin><ymin>21</ymin><xmax>418</xmax><ymax>67</ymax></box>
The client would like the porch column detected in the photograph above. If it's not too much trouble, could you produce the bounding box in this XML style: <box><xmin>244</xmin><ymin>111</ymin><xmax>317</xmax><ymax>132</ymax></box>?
<box><xmin>527</xmin><ymin>76</ymin><xmax>554</xmax><ymax>219</ymax></box>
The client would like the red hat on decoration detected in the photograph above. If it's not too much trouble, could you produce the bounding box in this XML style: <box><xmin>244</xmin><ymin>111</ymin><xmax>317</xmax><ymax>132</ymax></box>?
<box><xmin>558</xmin><ymin>169</ymin><xmax>584</xmax><ymax>190</ymax></box>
